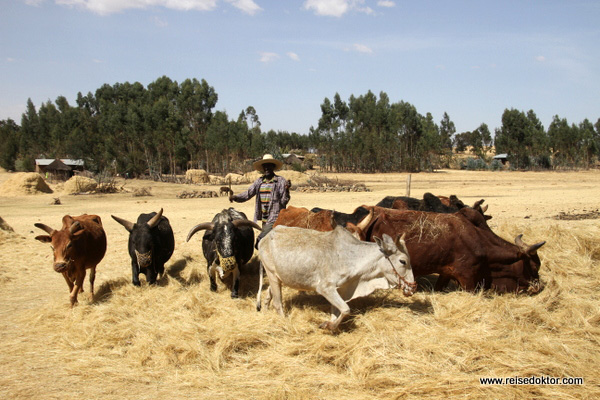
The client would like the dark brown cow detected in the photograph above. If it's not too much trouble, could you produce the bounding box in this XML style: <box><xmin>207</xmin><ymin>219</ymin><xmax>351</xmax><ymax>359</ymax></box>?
<box><xmin>347</xmin><ymin>206</ymin><xmax>545</xmax><ymax>294</ymax></box>
<box><xmin>35</xmin><ymin>214</ymin><xmax>107</xmax><ymax>306</ymax></box>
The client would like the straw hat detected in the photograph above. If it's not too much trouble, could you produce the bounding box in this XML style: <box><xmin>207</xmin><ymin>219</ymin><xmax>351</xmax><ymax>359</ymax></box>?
<box><xmin>252</xmin><ymin>154</ymin><xmax>283</xmax><ymax>172</ymax></box>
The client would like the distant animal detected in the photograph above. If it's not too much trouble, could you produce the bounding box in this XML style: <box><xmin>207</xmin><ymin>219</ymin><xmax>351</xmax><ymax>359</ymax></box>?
<box><xmin>34</xmin><ymin>214</ymin><xmax>107</xmax><ymax>306</ymax></box>
<box><xmin>219</xmin><ymin>186</ymin><xmax>233</xmax><ymax>197</ymax></box>
<box><xmin>347</xmin><ymin>206</ymin><xmax>545</xmax><ymax>294</ymax></box>
<box><xmin>186</xmin><ymin>208</ymin><xmax>261</xmax><ymax>298</ymax></box>
<box><xmin>257</xmin><ymin>225</ymin><xmax>416</xmax><ymax>331</ymax></box>
<box><xmin>111</xmin><ymin>208</ymin><xmax>175</xmax><ymax>286</ymax></box>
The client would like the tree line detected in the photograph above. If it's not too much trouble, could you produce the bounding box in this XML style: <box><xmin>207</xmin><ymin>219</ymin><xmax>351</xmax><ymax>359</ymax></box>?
<box><xmin>1</xmin><ymin>76</ymin><xmax>599</xmax><ymax>175</ymax></box>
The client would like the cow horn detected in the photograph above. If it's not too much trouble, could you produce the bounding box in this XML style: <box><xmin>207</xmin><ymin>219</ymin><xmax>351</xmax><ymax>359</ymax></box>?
<box><xmin>515</xmin><ymin>234</ymin><xmax>525</xmax><ymax>249</ymax></box>
<box><xmin>527</xmin><ymin>241</ymin><xmax>546</xmax><ymax>254</ymax></box>
<box><xmin>34</xmin><ymin>223</ymin><xmax>54</xmax><ymax>235</ymax></box>
<box><xmin>186</xmin><ymin>223</ymin><xmax>214</xmax><ymax>242</ymax></box>
<box><xmin>482</xmin><ymin>204</ymin><xmax>489</xmax><ymax>213</ymax></box>
<box><xmin>69</xmin><ymin>221</ymin><xmax>82</xmax><ymax>234</ymax></box>
<box><xmin>232</xmin><ymin>219</ymin><xmax>262</xmax><ymax>231</ymax></box>
<box><xmin>147</xmin><ymin>208</ymin><xmax>163</xmax><ymax>228</ymax></box>
<box><xmin>515</xmin><ymin>234</ymin><xmax>546</xmax><ymax>254</ymax></box>
<box><xmin>473</xmin><ymin>199</ymin><xmax>485</xmax><ymax>209</ymax></box>
<box><xmin>356</xmin><ymin>208</ymin><xmax>373</xmax><ymax>232</ymax></box>
<box><xmin>111</xmin><ymin>215</ymin><xmax>135</xmax><ymax>232</ymax></box>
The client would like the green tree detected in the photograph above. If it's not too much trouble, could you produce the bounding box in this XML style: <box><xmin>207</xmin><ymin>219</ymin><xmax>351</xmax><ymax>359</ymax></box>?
<box><xmin>0</xmin><ymin>119</ymin><xmax>20</xmax><ymax>170</ymax></box>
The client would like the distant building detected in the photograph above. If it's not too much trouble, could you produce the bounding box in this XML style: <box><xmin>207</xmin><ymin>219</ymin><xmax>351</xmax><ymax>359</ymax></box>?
<box><xmin>35</xmin><ymin>158</ymin><xmax>85</xmax><ymax>179</ymax></box>
<box><xmin>493</xmin><ymin>153</ymin><xmax>508</xmax><ymax>165</ymax></box>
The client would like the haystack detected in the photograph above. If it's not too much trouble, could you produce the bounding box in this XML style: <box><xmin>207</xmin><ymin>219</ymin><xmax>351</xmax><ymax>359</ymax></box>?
<box><xmin>186</xmin><ymin>169</ymin><xmax>210</xmax><ymax>184</ymax></box>
<box><xmin>63</xmin><ymin>176</ymin><xmax>98</xmax><ymax>194</ymax></box>
<box><xmin>278</xmin><ymin>170</ymin><xmax>310</xmax><ymax>185</ymax></box>
<box><xmin>0</xmin><ymin>216</ymin><xmax>14</xmax><ymax>232</ymax></box>
<box><xmin>0</xmin><ymin>173</ymin><xmax>53</xmax><ymax>195</ymax></box>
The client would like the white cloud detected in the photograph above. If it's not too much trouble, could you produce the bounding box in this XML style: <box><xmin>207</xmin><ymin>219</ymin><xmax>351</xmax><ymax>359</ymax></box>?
<box><xmin>260</xmin><ymin>52</ymin><xmax>279</xmax><ymax>63</ymax></box>
<box><xmin>24</xmin><ymin>0</ymin><xmax>45</xmax><ymax>6</ymax></box>
<box><xmin>287</xmin><ymin>52</ymin><xmax>300</xmax><ymax>61</ymax></box>
<box><xmin>303</xmin><ymin>0</ymin><xmax>372</xmax><ymax>17</ymax></box>
<box><xmin>7</xmin><ymin>58</ymin><xmax>17</xmax><ymax>62</ymax></box>
<box><xmin>353</xmin><ymin>43</ymin><xmax>373</xmax><ymax>54</ymax></box>
<box><xmin>377</xmin><ymin>0</ymin><xmax>395</xmax><ymax>7</ymax></box>
<box><xmin>51</xmin><ymin>0</ymin><xmax>262</xmax><ymax>16</ymax></box>
<box><xmin>224</xmin><ymin>0</ymin><xmax>262</xmax><ymax>15</ymax></box>
<box><xmin>536</xmin><ymin>55</ymin><xmax>546</xmax><ymax>62</ymax></box>
<box><xmin>151</xmin><ymin>16</ymin><xmax>168</xmax><ymax>27</ymax></box>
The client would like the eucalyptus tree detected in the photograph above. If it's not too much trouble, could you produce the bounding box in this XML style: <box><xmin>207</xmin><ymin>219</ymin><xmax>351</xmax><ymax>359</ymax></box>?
<box><xmin>0</xmin><ymin>119</ymin><xmax>20</xmax><ymax>170</ymax></box>
<box><xmin>178</xmin><ymin>78</ymin><xmax>218</xmax><ymax>169</ymax></box>
<box><xmin>495</xmin><ymin>108</ymin><xmax>546</xmax><ymax>169</ymax></box>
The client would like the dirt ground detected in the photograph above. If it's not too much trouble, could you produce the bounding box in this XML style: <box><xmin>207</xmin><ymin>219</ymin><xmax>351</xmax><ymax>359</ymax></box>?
<box><xmin>0</xmin><ymin>169</ymin><xmax>598</xmax><ymax>399</ymax></box>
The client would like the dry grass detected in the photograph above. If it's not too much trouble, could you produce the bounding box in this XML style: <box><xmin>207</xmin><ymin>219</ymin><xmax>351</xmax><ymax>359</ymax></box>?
<box><xmin>0</xmin><ymin>169</ymin><xmax>599</xmax><ymax>399</ymax></box>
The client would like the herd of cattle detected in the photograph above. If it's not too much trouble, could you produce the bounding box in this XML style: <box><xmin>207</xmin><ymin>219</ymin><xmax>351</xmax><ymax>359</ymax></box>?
<box><xmin>33</xmin><ymin>192</ymin><xmax>546</xmax><ymax>330</ymax></box>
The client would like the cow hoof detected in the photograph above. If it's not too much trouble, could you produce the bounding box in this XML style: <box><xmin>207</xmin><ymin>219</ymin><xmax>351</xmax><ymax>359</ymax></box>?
<box><xmin>231</xmin><ymin>292</ymin><xmax>239</xmax><ymax>299</ymax></box>
<box><xmin>210</xmin><ymin>284</ymin><xmax>217</xmax><ymax>292</ymax></box>
<box><xmin>319</xmin><ymin>321</ymin><xmax>336</xmax><ymax>331</ymax></box>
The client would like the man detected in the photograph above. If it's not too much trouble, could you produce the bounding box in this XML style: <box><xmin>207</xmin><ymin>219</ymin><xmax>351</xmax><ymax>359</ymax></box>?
<box><xmin>229</xmin><ymin>154</ymin><xmax>291</xmax><ymax>247</ymax></box>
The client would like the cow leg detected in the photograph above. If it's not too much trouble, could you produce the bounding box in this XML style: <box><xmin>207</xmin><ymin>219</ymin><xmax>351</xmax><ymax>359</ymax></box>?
<box><xmin>316</xmin><ymin>288</ymin><xmax>350</xmax><ymax>331</ymax></box>
<box><xmin>264</xmin><ymin>286</ymin><xmax>273</xmax><ymax>310</ymax></box>
<box><xmin>231</xmin><ymin>268</ymin><xmax>240</xmax><ymax>299</ymax></box>
<box><xmin>131</xmin><ymin>259</ymin><xmax>141</xmax><ymax>286</ymax></box>
<box><xmin>147</xmin><ymin>267</ymin><xmax>157</xmax><ymax>285</ymax></box>
<box><xmin>62</xmin><ymin>272</ymin><xmax>74</xmax><ymax>293</ymax></box>
<box><xmin>207</xmin><ymin>263</ymin><xmax>218</xmax><ymax>292</ymax></box>
<box><xmin>435</xmin><ymin>274</ymin><xmax>451</xmax><ymax>291</ymax></box>
<box><xmin>265</xmin><ymin>275</ymin><xmax>284</xmax><ymax>317</ymax></box>
<box><xmin>70</xmin><ymin>271</ymin><xmax>86</xmax><ymax>307</ymax></box>
<box><xmin>89</xmin><ymin>265</ymin><xmax>96</xmax><ymax>301</ymax></box>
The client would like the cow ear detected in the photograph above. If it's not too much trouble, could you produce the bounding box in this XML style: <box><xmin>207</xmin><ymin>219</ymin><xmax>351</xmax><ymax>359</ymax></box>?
<box><xmin>373</xmin><ymin>235</ymin><xmax>383</xmax><ymax>249</ymax></box>
<box><xmin>35</xmin><ymin>235</ymin><xmax>51</xmax><ymax>243</ymax></box>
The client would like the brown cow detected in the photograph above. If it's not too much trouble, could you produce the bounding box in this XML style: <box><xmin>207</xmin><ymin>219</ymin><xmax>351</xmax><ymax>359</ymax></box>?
<box><xmin>273</xmin><ymin>205</ymin><xmax>374</xmax><ymax>236</ymax></box>
<box><xmin>347</xmin><ymin>206</ymin><xmax>545</xmax><ymax>294</ymax></box>
<box><xmin>273</xmin><ymin>205</ymin><xmax>337</xmax><ymax>231</ymax></box>
<box><xmin>35</xmin><ymin>214</ymin><xmax>107</xmax><ymax>306</ymax></box>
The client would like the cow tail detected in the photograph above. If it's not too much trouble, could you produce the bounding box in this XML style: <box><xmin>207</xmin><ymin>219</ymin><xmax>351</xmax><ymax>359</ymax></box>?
<box><xmin>256</xmin><ymin>261</ymin><xmax>263</xmax><ymax>312</ymax></box>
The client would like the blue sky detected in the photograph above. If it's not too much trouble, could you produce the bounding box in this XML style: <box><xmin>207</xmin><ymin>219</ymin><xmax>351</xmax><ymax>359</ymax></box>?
<box><xmin>1</xmin><ymin>0</ymin><xmax>599</xmax><ymax>135</ymax></box>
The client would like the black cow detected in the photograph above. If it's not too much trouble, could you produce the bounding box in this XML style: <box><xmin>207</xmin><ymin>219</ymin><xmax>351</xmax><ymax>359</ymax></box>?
<box><xmin>309</xmin><ymin>205</ymin><xmax>370</xmax><ymax>227</ymax></box>
<box><xmin>377</xmin><ymin>193</ymin><xmax>490</xmax><ymax>220</ymax></box>
<box><xmin>186</xmin><ymin>208</ymin><xmax>261</xmax><ymax>298</ymax></box>
<box><xmin>111</xmin><ymin>208</ymin><xmax>175</xmax><ymax>286</ymax></box>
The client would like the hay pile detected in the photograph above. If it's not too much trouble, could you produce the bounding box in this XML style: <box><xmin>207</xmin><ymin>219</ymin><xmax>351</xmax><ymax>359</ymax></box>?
<box><xmin>62</xmin><ymin>176</ymin><xmax>98</xmax><ymax>194</ymax></box>
<box><xmin>0</xmin><ymin>217</ymin><xmax>14</xmax><ymax>232</ymax></box>
<box><xmin>0</xmin><ymin>173</ymin><xmax>53</xmax><ymax>195</ymax></box>
<box><xmin>186</xmin><ymin>169</ymin><xmax>210</xmax><ymax>184</ymax></box>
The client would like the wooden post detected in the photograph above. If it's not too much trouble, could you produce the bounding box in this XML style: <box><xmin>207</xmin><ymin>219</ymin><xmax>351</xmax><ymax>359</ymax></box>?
<box><xmin>406</xmin><ymin>174</ymin><xmax>412</xmax><ymax>197</ymax></box>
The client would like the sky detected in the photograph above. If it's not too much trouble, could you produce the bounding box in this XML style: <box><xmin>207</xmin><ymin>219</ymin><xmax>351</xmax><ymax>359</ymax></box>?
<box><xmin>1</xmin><ymin>0</ymin><xmax>599</xmax><ymax>136</ymax></box>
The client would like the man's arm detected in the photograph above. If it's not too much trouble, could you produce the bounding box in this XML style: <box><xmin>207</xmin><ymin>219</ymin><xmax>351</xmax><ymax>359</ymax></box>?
<box><xmin>230</xmin><ymin>178</ymin><xmax>260</xmax><ymax>203</ymax></box>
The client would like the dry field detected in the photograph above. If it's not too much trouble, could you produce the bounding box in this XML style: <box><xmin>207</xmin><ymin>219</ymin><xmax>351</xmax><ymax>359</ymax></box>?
<box><xmin>0</xmin><ymin>169</ymin><xmax>599</xmax><ymax>399</ymax></box>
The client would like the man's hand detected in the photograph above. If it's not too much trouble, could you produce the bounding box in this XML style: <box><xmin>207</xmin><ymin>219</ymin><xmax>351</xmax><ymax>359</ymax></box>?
<box><xmin>285</xmin><ymin>180</ymin><xmax>292</xmax><ymax>190</ymax></box>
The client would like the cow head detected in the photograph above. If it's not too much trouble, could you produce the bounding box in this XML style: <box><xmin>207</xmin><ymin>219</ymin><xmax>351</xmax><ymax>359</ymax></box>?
<box><xmin>35</xmin><ymin>216</ymin><xmax>85</xmax><ymax>273</ymax></box>
<box><xmin>490</xmin><ymin>234</ymin><xmax>546</xmax><ymax>294</ymax></box>
<box><xmin>111</xmin><ymin>208</ymin><xmax>164</xmax><ymax>270</ymax></box>
<box><xmin>187</xmin><ymin>210</ymin><xmax>261</xmax><ymax>278</ymax></box>
<box><xmin>373</xmin><ymin>233</ymin><xmax>416</xmax><ymax>297</ymax></box>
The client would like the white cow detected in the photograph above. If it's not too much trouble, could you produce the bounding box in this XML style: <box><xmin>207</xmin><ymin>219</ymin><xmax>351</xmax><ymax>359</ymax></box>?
<box><xmin>257</xmin><ymin>225</ymin><xmax>416</xmax><ymax>331</ymax></box>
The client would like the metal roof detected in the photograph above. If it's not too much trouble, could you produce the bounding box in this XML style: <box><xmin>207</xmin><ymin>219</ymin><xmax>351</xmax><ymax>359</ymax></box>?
<box><xmin>35</xmin><ymin>159</ymin><xmax>84</xmax><ymax>166</ymax></box>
